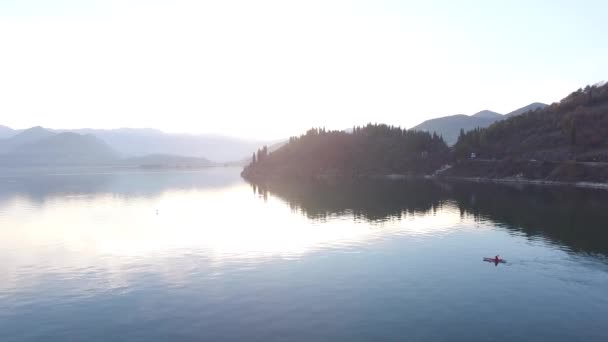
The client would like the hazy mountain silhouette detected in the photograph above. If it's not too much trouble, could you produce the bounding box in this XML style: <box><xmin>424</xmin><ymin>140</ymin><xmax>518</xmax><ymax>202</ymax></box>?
<box><xmin>0</xmin><ymin>126</ymin><xmax>56</xmax><ymax>152</ymax></box>
<box><xmin>0</xmin><ymin>125</ymin><xmax>16</xmax><ymax>139</ymax></box>
<box><xmin>66</xmin><ymin>128</ymin><xmax>271</xmax><ymax>163</ymax></box>
<box><xmin>0</xmin><ymin>126</ymin><xmax>221</xmax><ymax>167</ymax></box>
<box><xmin>412</xmin><ymin>114</ymin><xmax>499</xmax><ymax>145</ymax></box>
<box><xmin>0</xmin><ymin>126</ymin><xmax>275</xmax><ymax>164</ymax></box>
<box><xmin>504</xmin><ymin>102</ymin><xmax>547</xmax><ymax>118</ymax></box>
<box><xmin>0</xmin><ymin>132</ymin><xmax>119</xmax><ymax>166</ymax></box>
<box><xmin>471</xmin><ymin>110</ymin><xmax>502</xmax><ymax>119</ymax></box>
<box><xmin>412</xmin><ymin>103</ymin><xmax>547</xmax><ymax>145</ymax></box>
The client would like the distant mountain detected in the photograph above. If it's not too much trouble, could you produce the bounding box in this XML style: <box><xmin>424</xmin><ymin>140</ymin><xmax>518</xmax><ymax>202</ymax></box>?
<box><xmin>0</xmin><ymin>125</ymin><xmax>274</xmax><ymax>166</ymax></box>
<box><xmin>0</xmin><ymin>126</ymin><xmax>56</xmax><ymax>151</ymax></box>
<box><xmin>411</xmin><ymin>103</ymin><xmax>547</xmax><ymax>145</ymax></box>
<box><xmin>65</xmin><ymin>128</ymin><xmax>272</xmax><ymax>163</ymax></box>
<box><xmin>0</xmin><ymin>125</ymin><xmax>16</xmax><ymax>139</ymax></box>
<box><xmin>0</xmin><ymin>132</ymin><xmax>119</xmax><ymax>166</ymax></box>
<box><xmin>121</xmin><ymin>154</ymin><xmax>214</xmax><ymax>168</ymax></box>
<box><xmin>412</xmin><ymin>114</ymin><xmax>500</xmax><ymax>146</ymax></box>
<box><xmin>471</xmin><ymin>110</ymin><xmax>502</xmax><ymax>119</ymax></box>
<box><xmin>504</xmin><ymin>102</ymin><xmax>548</xmax><ymax>118</ymax></box>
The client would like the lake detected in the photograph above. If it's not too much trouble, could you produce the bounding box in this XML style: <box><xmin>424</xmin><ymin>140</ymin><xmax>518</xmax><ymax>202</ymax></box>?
<box><xmin>1</xmin><ymin>167</ymin><xmax>607</xmax><ymax>341</ymax></box>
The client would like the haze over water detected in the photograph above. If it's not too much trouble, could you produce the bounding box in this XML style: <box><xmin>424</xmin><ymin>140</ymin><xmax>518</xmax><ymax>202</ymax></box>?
<box><xmin>1</xmin><ymin>167</ymin><xmax>607</xmax><ymax>341</ymax></box>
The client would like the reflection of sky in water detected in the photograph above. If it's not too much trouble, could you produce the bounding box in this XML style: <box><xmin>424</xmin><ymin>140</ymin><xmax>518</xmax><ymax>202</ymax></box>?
<box><xmin>0</xmin><ymin>175</ymin><xmax>476</xmax><ymax>294</ymax></box>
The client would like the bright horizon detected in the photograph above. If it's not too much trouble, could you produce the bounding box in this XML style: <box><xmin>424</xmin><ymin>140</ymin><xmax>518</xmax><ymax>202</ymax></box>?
<box><xmin>1</xmin><ymin>0</ymin><xmax>606</xmax><ymax>140</ymax></box>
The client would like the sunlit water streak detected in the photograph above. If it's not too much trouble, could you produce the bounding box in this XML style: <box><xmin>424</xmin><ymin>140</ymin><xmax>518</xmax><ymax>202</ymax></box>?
<box><xmin>0</xmin><ymin>168</ymin><xmax>607</xmax><ymax>341</ymax></box>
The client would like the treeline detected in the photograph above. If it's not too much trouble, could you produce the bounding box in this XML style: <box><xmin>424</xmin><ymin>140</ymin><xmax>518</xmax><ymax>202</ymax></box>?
<box><xmin>243</xmin><ymin>82</ymin><xmax>608</xmax><ymax>182</ymax></box>
<box><xmin>454</xmin><ymin>82</ymin><xmax>608</xmax><ymax>161</ymax></box>
<box><xmin>242</xmin><ymin>124</ymin><xmax>449</xmax><ymax>181</ymax></box>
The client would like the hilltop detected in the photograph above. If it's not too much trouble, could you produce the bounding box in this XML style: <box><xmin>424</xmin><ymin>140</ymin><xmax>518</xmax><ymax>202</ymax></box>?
<box><xmin>242</xmin><ymin>124</ymin><xmax>449</xmax><ymax>182</ymax></box>
<box><xmin>0</xmin><ymin>126</ymin><xmax>55</xmax><ymax>152</ymax></box>
<box><xmin>412</xmin><ymin>103</ymin><xmax>547</xmax><ymax>145</ymax></box>
<box><xmin>0</xmin><ymin>130</ymin><xmax>119</xmax><ymax>166</ymax></box>
<box><xmin>0</xmin><ymin>125</ymin><xmax>16</xmax><ymax>139</ymax></box>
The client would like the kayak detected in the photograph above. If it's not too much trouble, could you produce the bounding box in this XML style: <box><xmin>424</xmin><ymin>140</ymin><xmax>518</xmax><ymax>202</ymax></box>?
<box><xmin>483</xmin><ymin>257</ymin><xmax>506</xmax><ymax>263</ymax></box>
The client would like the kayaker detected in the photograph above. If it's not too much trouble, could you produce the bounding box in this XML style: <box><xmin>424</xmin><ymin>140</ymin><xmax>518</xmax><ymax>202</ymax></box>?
<box><xmin>494</xmin><ymin>255</ymin><xmax>500</xmax><ymax>263</ymax></box>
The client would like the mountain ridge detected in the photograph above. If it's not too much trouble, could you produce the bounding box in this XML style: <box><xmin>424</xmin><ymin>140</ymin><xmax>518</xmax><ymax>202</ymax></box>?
<box><xmin>0</xmin><ymin>125</ymin><xmax>16</xmax><ymax>139</ymax></box>
<box><xmin>63</xmin><ymin>128</ymin><xmax>271</xmax><ymax>162</ymax></box>
<box><xmin>0</xmin><ymin>126</ymin><xmax>274</xmax><ymax>163</ymax></box>
<box><xmin>471</xmin><ymin>110</ymin><xmax>502</xmax><ymax>119</ymax></box>
<box><xmin>0</xmin><ymin>131</ymin><xmax>120</xmax><ymax>166</ymax></box>
<box><xmin>411</xmin><ymin>102</ymin><xmax>548</xmax><ymax>145</ymax></box>
<box><xmin>504</xmin><ymin>102</ymin><xmax>547</xmax><ymax>118</ymax></box>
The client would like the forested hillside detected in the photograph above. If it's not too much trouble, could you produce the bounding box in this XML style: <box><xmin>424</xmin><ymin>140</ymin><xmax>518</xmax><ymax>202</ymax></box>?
<box><xmin>454</xmin><ymin>82</ymin><xmax>608</xmax><ymax>162</ymax></box>
<box><xmin>242</xmin><ymin>124</ymin><xmax>449</xmax><ymax>181</ymax></box>
<box><xmin>243</xmin><ymin>82</ymin><xmax>608</xmax><ymax>185</ymax></box>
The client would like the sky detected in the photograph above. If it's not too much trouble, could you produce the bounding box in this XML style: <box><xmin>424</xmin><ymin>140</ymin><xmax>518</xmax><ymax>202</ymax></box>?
<box><xmin>0</xmin><ymin>0</ymin><xmax>606</xmax><ymax>140</ymax></box>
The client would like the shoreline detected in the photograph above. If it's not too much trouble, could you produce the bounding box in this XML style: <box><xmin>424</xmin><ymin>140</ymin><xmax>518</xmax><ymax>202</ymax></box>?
<box><xmin>243</xmin><ymin>167</ymin><xmax>608</xmax><ymax>191</ymax></box>
<box><xmin>329</xmin><ymin>173</ymin><xmax>608</xmax><ymax>191</ymax></box>
<box><xmin>432</xmin><ymin>175</ymin><xmax>608</xmax><ymax>190</ymax></box>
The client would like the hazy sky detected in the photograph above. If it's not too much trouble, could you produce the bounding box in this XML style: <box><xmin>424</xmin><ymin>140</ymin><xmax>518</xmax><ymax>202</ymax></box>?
<box><xmin>1</xmin><ymin>0</ymin><xmax>606</xmax><ymax>139</ymax></box>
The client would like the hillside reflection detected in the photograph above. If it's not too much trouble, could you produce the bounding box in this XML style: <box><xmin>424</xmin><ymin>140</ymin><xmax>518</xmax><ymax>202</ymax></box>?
<box><xmin>449</xmin><ymin>182</ymin><xmax>608</xmax><ymax>256</ymax></box>
<box><xmin>252</xmin><ymin>179</ymin><xmax>608</xmax><ymax>256</ymax></box>
<box><xmin>252</xmin><ymin>180</ymin><xmax>450</xmax><ymax>221</ymax></box>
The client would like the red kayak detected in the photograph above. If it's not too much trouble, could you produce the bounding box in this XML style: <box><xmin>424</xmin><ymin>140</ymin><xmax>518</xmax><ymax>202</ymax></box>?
<box><xmin>483</xmin><ymin>257</ymin><xmax>506</xmax><ymax>263</ymax></box>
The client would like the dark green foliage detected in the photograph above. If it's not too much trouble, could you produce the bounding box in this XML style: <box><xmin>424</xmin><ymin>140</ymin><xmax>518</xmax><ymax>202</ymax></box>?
<box><xmin>242</xmin><ymin>124</ymin><xmax>449</xmax><ymax>181</ymax></box>
<box><xmin>454</xmin><ymin>82</ymin><xmax>608</xmax><ymax>162</ymax></box>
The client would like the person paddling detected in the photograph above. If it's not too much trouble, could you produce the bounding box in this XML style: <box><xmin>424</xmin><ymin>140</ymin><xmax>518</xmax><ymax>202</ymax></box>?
<box><xmin>494</xmin><ymin>255</ymin><xmax>500</xmax><ymax>263</ymax></box>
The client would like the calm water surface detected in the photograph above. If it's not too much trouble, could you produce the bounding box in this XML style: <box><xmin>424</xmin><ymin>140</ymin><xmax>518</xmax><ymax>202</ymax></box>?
<box><xmin>1</xmin><ymin>167</ymin><xmax>607</xmax><ymax>341</ymax></box>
